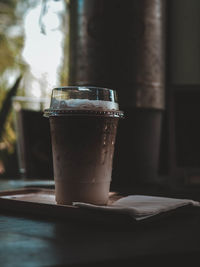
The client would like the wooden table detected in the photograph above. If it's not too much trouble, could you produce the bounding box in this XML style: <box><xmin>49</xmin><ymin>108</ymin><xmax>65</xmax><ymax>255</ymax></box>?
<box><xmin>0</xmin><ymin>179</ymin><xmax>200</xmax><ymax>266</ymax></box>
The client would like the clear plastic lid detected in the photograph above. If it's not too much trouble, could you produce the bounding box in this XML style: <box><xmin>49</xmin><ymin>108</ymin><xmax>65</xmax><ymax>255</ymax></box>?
<box><xmin>44</xmin><ymin>86</ymin><xmax>124</xmax><ymax>118</ymax></box>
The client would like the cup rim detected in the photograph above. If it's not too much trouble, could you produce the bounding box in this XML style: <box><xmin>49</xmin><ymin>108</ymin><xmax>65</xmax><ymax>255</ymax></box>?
<box><xmin>44</xmin><ymin>109</ymin><xmax>124</xmax><ymax>118</ymax></box>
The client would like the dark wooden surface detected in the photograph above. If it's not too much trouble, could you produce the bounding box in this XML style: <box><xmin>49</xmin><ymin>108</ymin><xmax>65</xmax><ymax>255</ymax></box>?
<box><xmin>1</xmin><ymin>179</ymin><xmax>200</xmax><ymax>266</ymax></box>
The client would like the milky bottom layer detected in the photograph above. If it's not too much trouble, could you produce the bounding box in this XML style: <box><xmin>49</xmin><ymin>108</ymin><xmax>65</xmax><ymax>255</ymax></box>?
<box><xmin>55</xmin><ymin>180</ymin><xmax>110</xmax><ymax>205</ymax></box>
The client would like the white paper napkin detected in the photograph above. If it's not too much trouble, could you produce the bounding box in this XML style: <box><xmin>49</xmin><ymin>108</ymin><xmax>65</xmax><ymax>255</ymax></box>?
<box><xmin>73</xmin><ymin>195</ymin><xmax>200</xmax><ymax>221</ymax></box>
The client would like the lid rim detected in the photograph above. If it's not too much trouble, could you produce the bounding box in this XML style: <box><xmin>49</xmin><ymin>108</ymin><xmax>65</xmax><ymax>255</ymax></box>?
<box><xmin>44</xmin><ymin>109</ymin><xmax>124</xmax><ymax>118</ymax></box>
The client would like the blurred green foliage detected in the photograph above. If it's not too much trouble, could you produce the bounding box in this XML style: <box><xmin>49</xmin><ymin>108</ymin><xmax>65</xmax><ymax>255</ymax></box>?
<box><xmin>0</xmin><ymin>0</ymin><xmax>67</xmax><ymax>177</ymax></box>
<box><xmin>0</xmin><ymin>0</ymin><xmax>38</xmax><ymax>177</ymax></box>
<box><xmin>0</xmin><ymin>0</ymin><xmax>37</xmax><ymax>79</ymax></box>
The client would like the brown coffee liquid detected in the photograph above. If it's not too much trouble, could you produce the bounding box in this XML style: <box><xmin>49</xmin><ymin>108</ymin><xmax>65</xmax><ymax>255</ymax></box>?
<box><xmin>50</xmin><ymin>111</ymin><xmax>119</xmax><ymax>204</ymax></box>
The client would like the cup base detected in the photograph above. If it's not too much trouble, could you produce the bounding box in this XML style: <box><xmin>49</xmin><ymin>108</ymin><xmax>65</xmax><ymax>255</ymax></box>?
<box><xmin>55</xmin><ymin>181</ymin><xmax>110</xmax><ymax>205</ymax></box>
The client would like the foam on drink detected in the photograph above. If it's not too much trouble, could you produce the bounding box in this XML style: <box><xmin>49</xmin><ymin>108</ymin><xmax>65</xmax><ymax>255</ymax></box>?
<box><xmin>50</xmin><ymin>98</ymin><xmax>119</xmax><ymax>111</ymax></box>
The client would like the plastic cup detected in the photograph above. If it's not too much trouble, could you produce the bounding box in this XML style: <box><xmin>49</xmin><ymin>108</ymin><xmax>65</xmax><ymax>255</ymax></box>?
<box><xmin>12</xmin><ymin>96</ymin><xmax>53</xmax><ymax>179</ymax></box>
<box><xmin>44</xmin><ymin>86</ymin><xmax>123</xmax><ymax>205</ymax></box>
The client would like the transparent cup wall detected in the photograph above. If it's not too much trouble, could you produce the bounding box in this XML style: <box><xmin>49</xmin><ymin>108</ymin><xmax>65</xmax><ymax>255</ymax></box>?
<box><xmin>12</xmin><ymin>96</ymin><xmax>52</xmax><ymax>179</ymax></box>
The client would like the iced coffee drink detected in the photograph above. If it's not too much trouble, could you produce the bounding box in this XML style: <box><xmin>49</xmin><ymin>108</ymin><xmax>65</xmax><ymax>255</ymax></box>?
<box><xmin>44</xmin><ymin>87</ymin><xmax>123</xmax><ymax>205</ymax></box>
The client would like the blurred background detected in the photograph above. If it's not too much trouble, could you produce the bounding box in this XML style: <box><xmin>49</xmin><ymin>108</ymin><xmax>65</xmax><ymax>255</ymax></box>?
<box><xmin>0</xmin><ymin>0</ymin><xmax>68</xmax><ymax>179</ymax></box>
<box><xmin>1</xmin><ymin>0</ymin><xmax>200</xmax><ymax>193</ymax></box>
